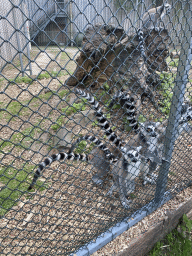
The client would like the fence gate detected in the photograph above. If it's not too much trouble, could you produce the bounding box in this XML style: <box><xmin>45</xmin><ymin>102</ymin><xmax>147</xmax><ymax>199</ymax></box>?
<box><xmin>0</xmin><ymin>0</ymin><xmax>192</xmax><ymax>255</ymax></box>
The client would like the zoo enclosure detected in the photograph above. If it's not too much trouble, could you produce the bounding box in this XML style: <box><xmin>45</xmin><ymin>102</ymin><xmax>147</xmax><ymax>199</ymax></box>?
<box><xmin>0</xmin><ymin>0</ymin><xmax>192</xmax><ymax>255</ymax></box>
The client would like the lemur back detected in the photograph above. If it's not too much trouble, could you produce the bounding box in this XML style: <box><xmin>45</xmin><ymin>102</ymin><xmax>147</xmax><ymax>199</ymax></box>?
<box><xmin>142</xmin><ymin>3</ymin><xmax>171</xmax><ymax>30</ymax></box>
<box><xmin>137</xmin><ymin>3</ymin><xmax>171</xmax><ymax>63</ymax></box>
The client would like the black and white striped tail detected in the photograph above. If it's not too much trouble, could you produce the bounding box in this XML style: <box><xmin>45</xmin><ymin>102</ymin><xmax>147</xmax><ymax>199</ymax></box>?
<box><xmin>138</xmin><ymin>29</ymin><xmax>147</xmax><ymax>62</ymax></box>
<box><xmin>109</xmin><ymin>91</ymin><xmax>139</xmax><ymax>131</ymax></box>
<box><xmin>28</xmin><ymin>152</ymin><xmax>88</xmax><ymax>190</ymax></box>
<box><xmin>69</xmin><ymin>135</ymin><xmax>118</xmax><ymax>163</ymax></box>
<box><xmin>75</xmin><ymin>89</ymin><xmax>123</xmax><ymax>148</ymax></box>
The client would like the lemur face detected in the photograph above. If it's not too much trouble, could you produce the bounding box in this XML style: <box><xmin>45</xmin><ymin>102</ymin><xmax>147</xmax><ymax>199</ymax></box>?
<box><xmin>164</xmin><ymin>3</ymin><xmax>171</xmax><ymax>14</ymax></box>
<box><xmin>180</xmin><ymin>106</ymin><xmax>192</xmax><ymax>123</ymax></box>
<box><xmin>184</xmin><ymin>106</ymin><xmax>192</xmax><ymax>121</ymax></box>
<box><xmin>139</xmin><ymin>122</ymin><xmax>160</xmax><ymax>139</ymax></box>
<box><xmin>122</xmin><ymin>146</ymin><xmax>142</xmax><ymax>163</ymax></box>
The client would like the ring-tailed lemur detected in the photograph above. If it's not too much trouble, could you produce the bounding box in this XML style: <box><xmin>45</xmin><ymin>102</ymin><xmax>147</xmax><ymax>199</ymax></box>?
<box><xmin>74</xmin><ymin>89</ymin><xmax>152</xmax><ymax>207</ymax></box>
<box><xmin>69</xmin><ymin>134</ymin><xmax>149</xmax><ymax>208</ymax></box>
<box><xmin>75</xmin><ymin>89</ymin><xmax>192</xmax><ymax>187</ymax></box>
<box><xmin>28</xmin><ymin>88</ymin><xmax>192</xmax><ymax>208</ymax></box>
<box><xmin>137</xmin><ymin>3</ymin><xmax>171</xmax><ymax>62</ymax></box>
<box><xmin>142</xmin><ymin>3</ymin><xmax>171</xmax><ymax>31</ymax></box>
<box><xmin>109</xmin><ymin>145</ymin><xmax>149</xmax><ymax>208</ymax></box>
<box><xmin>128</xmin><ymin>102</ymin><xmax>192</xmax><ymax>185</ymax></box>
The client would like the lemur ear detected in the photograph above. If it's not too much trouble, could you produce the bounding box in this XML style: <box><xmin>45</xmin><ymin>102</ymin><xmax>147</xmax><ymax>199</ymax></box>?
<box><xmin>188</xmin><ymin>107</ymin><xmax>192</xmax><ymax>113</ymax></box>
<box><xmin>155</xmin><ymin>122</ymin><xmax>161</xmax><ymax>127</ymax></box>
<box><xmin>121</xmin><ymin>147</ymin><xmax>127</xmax><ymax>153</ymax></box>
<box><xmin>136</xmin><ymin>146</ymin><xmax>142</xmax><ymax>152</ymax></box>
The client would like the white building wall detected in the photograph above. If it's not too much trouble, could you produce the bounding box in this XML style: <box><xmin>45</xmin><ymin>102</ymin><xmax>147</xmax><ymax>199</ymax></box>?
<box><xmin>0</xmin><ymin>0</ymin><xmax>30</xmax><ymax>69</ymax></box>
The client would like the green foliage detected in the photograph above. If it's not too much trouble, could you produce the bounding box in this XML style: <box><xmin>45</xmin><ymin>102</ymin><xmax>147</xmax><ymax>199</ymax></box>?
<box><xmin>102</xmin><ymin>82</ymin><xmax>110</xmax><ymax>91</ymax></box>
<box><xmin>49</xmin><ymin>70</ymin><xmax>63</xmax><ymax>77</ymax></box>
<box><xmin>51</xmin><ymin>116</ymin><xmax>65</xmax><ymax>131</ymax></box>
<box><xmin>36</xmin><ymin>89</ymin><xmax>69</xmax><ymax>101</ymax></box>
<box><xmin>37</xmin><ymin>72</ymin><xmax>51</xmax><ymax>80</ymax></box>
<box><xmin>63</xmin><ymin>102</ymin><xmax>86</xmax><ymax>116</ymax></box>
<box><xmin>0</xmin><ymin>101</ymin><xmax>28</xmax><ymax>121</ymax></box>
<box><xmin>169</xmin><ymin>171</ymin><xmax>176</xmax><ymax>176</ymax></box>
<box><xmin>149</xmin><ymin>214</ymin><xmax>192</xmax><ymax>255</ymax></box>
<box><xmin>0</xmin><ymin>89</ymin><xmax>69</xmax><ymax>123</ymax></box>
<box><xmin>154</xmin><ymin>117</ymin><xmax>164</xmax><ymax>122</ymax></box>
<box><xmin>92</xmin><ymin>120</ymin><xmax>98</xmax><ymax>127</ymax></box>
<box><xmin>74</xmin><ymin>140</ymin><xmax>87</xmax><ymax>154</ymax></box>
<box><xmin>10</xmin><ymin>76</ymin><xmax>32</xmax><ymax>84</ymax></box>
<box><xmin>0</xmin><ymin>127</ymin><xmax>42</xmax><ymax>153</ymax></box>
<box><xmin>0</xmin><ymin>140</ymin><xmax>12</xmax><ymax>152</ymax></box>
<box><xmin>38</xmin><ymin>91</ymin><xmax>56</xmax><ymax>100</ymax></box>
<box><xmin>51</xmin><ymin>101</ymin><xmax>86</xmax><ymax>131</ymax></box>
<box><xmin>8</xmin><ymin>70</ymin><xmax>66</xmax><ymax>84</ymax></box>
<box><xmin>110</xmin><ymin>104</ymin><xmax>121</xmax><ymax>110</ymax></box>
<box><xmin>37</xmin><ymin>71</ymin><xmax>65</xmax><ymax>80</ymax></box>
<box><xmin>129</xmin><ymin>193</ymin><xmax>137</xmax><ymax>199</ymax></box>
<box><xmin>180</xmin><ymin>214</ymin><xmax>192</xmax><ymax>238</ymax></box>
<box><xmin>58</xmin><ymin>89</ymin><xmax>69</xmax><ymax>98</ymax></box>
<box><xmin>169</xmin><ymin>59</ymin><xmax>179</xmax><ymax>67</ymax></box>
<box><xmin>98</xmin><ymin>91</ymin><xmax>106</xmax><ymax>98</ymax></box>
<box><xmin>138</xmin><ymin>115</ymin><xmax>147</xmax><ymax>123</ymax></box>
<box><xmin>7</xmin><ymin>101</ymin><xmax>26</xmax><ymax>116</ymax></box>
<box><xmin>0</xmin><ymin>78</ymin><xmax>4</xmax><ymax>87</ymax></box>
<box><xmin>74</xmin><ymin>140</ymin><xmax>94</xmax><ymax>154</ymax></box>
<box><xmin>0</xmin><ymin>164</ymin><xmax>46</xmax><ymax>216</ymax></box>
<box><xmin>60</xmin><ymin>51</ymin><xmax>68</xmax><ymax>60</ymax></box>
<box><xmin>166</xmin><ymin>56</ymin><xmax>179</xmax><ymax>68</ymax></box>
<box><xmin>123</xmin><ymin>117</ymin><xmax>132</xmax><ymax>132</ymax></box>
<box><xmin>159</xmin><ymin>72</ymin><xmax>175</xmax><ymax>115</ymax></box>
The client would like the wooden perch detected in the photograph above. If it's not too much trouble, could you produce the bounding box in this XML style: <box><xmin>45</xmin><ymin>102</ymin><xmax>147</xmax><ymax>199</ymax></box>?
<box><xmin>65</xmin><ymin>24</ymin><xmax>171</xmax><ymax>109</ymax></box>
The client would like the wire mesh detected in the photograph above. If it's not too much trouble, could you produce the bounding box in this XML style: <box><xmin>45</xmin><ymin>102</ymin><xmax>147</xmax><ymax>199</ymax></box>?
<box><xmin>0</xmin><ymin>0</ymin><xmax>192</xmax><ymax>255</ymax></box>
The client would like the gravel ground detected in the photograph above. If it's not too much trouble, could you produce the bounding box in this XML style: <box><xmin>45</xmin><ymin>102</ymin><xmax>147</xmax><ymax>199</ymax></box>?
<box><xmin>92</xmin><ymin>187</ymin><xmax>192</xmax><ymax>256</ymax></box>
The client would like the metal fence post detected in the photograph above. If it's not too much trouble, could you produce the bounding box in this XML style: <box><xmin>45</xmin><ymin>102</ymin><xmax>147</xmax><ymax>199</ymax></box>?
<box><xmin>11</xmin><ymin>2</ymin><xmax>25</xmax><ymax>77</ymax></box>
<box><xmin>154</xmin><ymin>0</ymin><xmax>192</xmax><ymax>204</ymax></box>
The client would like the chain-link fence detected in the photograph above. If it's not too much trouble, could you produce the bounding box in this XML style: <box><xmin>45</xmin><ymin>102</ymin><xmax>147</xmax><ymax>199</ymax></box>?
<box><xmin>0</xmin><ymin>0</ymin><xmax>192</xmax><ymax>255</ymax></box>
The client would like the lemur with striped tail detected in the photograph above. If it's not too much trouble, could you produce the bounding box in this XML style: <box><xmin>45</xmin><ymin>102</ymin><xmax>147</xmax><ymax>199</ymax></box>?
<box><xmin>28</xmin><ymin>135</ymin><xmax>119</xmax><ymax>191</ymax></box>
<box><xmin>142</xmin><ymin>3</ymin><xmax>171</xmax><ymax>31</ymax></box>
<box><xmin>69</xmin><ymin>134</ymin><xmax>147</xmax><ymax>209</ymax></box>
<box><xmin>74</xmin><ymin>89</ymin><xmax>151</xmax><ymax>206</ymax></box>
<box><xmin>75</xmin><ymin>89</ymin><xmax>192</xmax><ymax>187</ymax></box>
<box><xmin>28</xmin><ymin>88</ymin><xmax>192</xmax><ymax>208</ymax></box>
<box><xmin>137</xmin><ymin>3</ymin><xmax>171</xmax><ymax>62</ymax></box>
<box><xmin>28</xmin><ymin>89</ymin><xmax>149</xmax><ymax>208</ymax></box>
